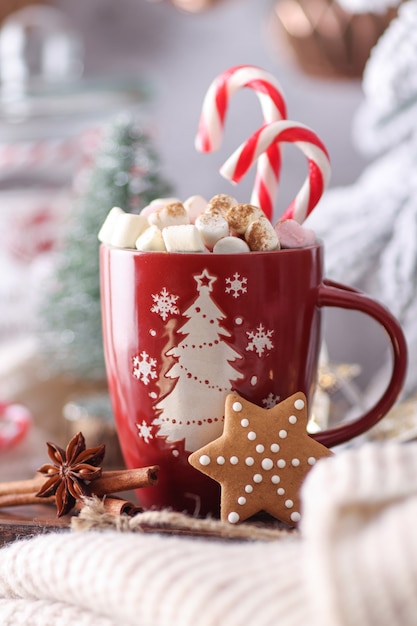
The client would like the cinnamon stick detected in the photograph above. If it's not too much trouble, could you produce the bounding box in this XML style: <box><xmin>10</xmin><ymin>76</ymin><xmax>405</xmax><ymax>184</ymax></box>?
<box><xmin>94</xmin><ymin>496</ymin><xmax>142</xmax><ymax>517</ymax></box>
<box><xmin>0</xmin><ymin>493</ymin><xmax>55</xmax><ymax>508</ymax></box>
<box><xmin>0</xmin><ymin>465</ymin><xmax>159</xmax><ymax>512</ymax></box>
<box><xmin>91</xmin><ymin>466</ymin><xmax>159</xmax><ymax>496</ymax></box>
<box><xmin>0</xmin><ymin>475</ymin><xmax>44</xmax><ymax>497</ymax></box>
<box><xmin>0</xmin><ymin>467</ymin><xmax>158</xmax><ymax>499</ymax></box>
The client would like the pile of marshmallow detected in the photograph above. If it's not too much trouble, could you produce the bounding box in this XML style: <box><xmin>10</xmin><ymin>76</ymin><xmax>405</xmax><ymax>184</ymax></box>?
<box><xmin>98</xmin><ymin>193</ymin><xmax>316</xmax><ymax>253</ymax></box>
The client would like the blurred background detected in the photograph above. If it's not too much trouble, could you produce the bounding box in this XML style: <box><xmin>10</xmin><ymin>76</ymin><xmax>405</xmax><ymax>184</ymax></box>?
<box><xmin>1</xmin><ymin>0</ymin><xmax>414</xmax><ymax>476</ymax></box>
<box><xmin>53</xmin><ymin>0</ymin><xmax>371</xmax><ymax>201</ymax></box>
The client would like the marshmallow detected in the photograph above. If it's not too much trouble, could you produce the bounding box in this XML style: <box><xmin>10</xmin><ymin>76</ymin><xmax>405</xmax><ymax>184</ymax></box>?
<box><xmin>135</xmin><ymin>225</ymin><xmax>166</xmax><ymax>251</ymax></box>
<box><xmin>148</xmin><ymin>202</ymin><xmax>190</xmax><ymax>230</ymax></box>
<box><xmin>274</xmin><ymin>219</ymin><xmax>316</xmax><ymax>249</ymax></box>
<box><xmin>162</xmin><ymin>224</ymin><xmax>206</xmax><ymax>253</ymax></box>
<box><xmin>206</xmin><ymin>194</ymin><xmax>238</xmax><ymax>217</ymax></box>
<box><xmin>226</xmin><ymin>203</ymin><xmax>264</xmax><ymax>235</ymax></box>
<box><xmin>98</xmin><ymin>206</ymin><xmax>125</xmax><ymax>244</ymax></box>
<box><xmin>108</xmin><ymin>212</ymin><xmax>149</xmax><ymax>249</ymax></box>
<box><xmin>195</xmin><ymin>212</ymin><xmax>230</xmax><ymax>249</ymax></box>
<box><xmin>245</xmin><ymin>217</ymin><xmax>280</xmax><ymax>251</ymax></box>
<box><xmin>141</xmin><ymin>197</ymin><xmax>181</xmax><ymax>217</ymax></box>
<box><xmin>213</xmin><ymin>236</ymin><xmax>251</xmax><ymax>254</ymax></box>
<box><xmin>183</xmin><ymin>195</ymin><xmax>208</xmax><ymax>224</ymax></box>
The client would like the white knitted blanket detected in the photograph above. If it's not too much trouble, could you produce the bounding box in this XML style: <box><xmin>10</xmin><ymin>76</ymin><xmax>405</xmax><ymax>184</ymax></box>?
<box><xmin>0</xmin><ymin>442</ymin><xmax>417</xmax><ymax>626</ymax></box>
<box><xmin>306</xmin><ymin>1</ymin><xmax>417</xmax><ymax>400</ymax></box>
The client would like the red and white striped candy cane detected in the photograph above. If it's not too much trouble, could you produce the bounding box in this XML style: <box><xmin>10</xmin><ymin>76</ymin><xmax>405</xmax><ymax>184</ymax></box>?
<box><xmin>195</xmin><ymin>65</ymin><xmax>287</xmax><ymax>220</ymax></box>
<box><xmin>220</xmin><ymin>120</ymin><xmax>331</xmax><ymax>224</ymax></box>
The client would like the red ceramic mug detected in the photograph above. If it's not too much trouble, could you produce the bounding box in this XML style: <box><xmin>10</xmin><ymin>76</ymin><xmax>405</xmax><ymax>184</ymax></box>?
<box><xmin>100</xmin><ymin>242</ymin><xmax>407</xmax><ymax>516</ymax></box>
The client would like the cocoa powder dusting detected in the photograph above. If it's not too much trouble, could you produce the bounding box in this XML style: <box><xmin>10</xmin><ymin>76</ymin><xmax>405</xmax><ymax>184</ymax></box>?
<box><xmin>207</xmin><ymin>194</ymin><xmax>237</xmax><ymax>216</ymax></box>
<box><xmin>165</xmin><ymin>202</ymin><xmax>187</xmax><ymax>218</ymax></box>
<box><xmin>226</xmin><ymin>203</ymin><xmax>261</xmax><ymax>234</ymax></box>
<box><xmin>246</xmin><ymin>219</ymin><xmax>279</xmax><ymax>251</ymax></box>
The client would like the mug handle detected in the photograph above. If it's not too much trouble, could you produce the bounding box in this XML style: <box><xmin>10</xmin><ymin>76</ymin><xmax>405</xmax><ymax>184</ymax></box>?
<box><xmin>312</xmin><ymin>279</ymin><xmax>408</xmax><ymax>448</ymax></box>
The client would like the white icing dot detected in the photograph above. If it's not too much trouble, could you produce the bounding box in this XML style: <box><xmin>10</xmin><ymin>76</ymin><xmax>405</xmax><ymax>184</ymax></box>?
<box><xmin>291</xmin><ymin>458</ymin><xmax>300</xmax><ymax>467</ymax></box>
<box><xmin>245</xmin><ymin>457</ymin><xmax>255</xmax><ymax>466</ymax></box>
<box><xmin>308</xmin><ymin>457</ymin><xmax>317</xmax><ymax>465</ymax></box>
<box><xmin>261</xmin><ymin>458</ymin><xmax>273</xmax><ymax>471</ymax></box>
<box><xmin>245</xmin><ymin>484</ymin><xmax>253</xmax><ymax>493</ymax></box>
<box><xmin>277</xmin><ymin>459</ymin><xmax>286</xmax><ymax>468</ymax></box>
<box><xmin>279</xmin><ymin>429</ymin><xmax>288</xmax><ymax>439</ymax></box>
<box><xmin>172</xmin><ymin>449</ymin><xmax>180</xmax><ymax>457</ymax></box>
<box><xmin>288</xmin><ymin>415</ymin><xmax>297</xmax><ymax>425</ymax></box>
<box><xmin>255</xmin><ymin>444</ymin><xmax>265</xmax><ymax>453</ymax></box>
<box><xmin>233</xmin><ymin>402</ymin><xmax>243</xmax><ymax>413</ymax></box>
<box><xmin>149</xmin><ymin>391</ymin><xmax>158</xmax><ymax>399</ymax></box>
<box><xmin>240</xmin><ymin>418</ymin><xmax>249</xmax><ymax>427</ymax></box>
<box><xmin>277</xmin><ymin>487</ymin><xmax>285</xmax><ymax>495</ymax></box>
<box><xmin>235</xmin><ymin>317</ymin><xmax>243</xmax><ymax>326</ymax></box>
<box><xmin>228</xmin><ymin>512</ymin><xmax>240</xmax><ymax>524</ymax></box>
<box><xmin>290</xmin><ymin>512</ymin><xmax>301</xmax><ymax>523</ymax></box>
<box><xmin>149</xmin><ymin>329</ymin><xmax>157</xmax><ymax>336</ymax></box>
<box><xmin>216</xmin><ymin>456</ymin><xmax>225</xmax><ymax>465</ymax></box>
<box><xmin>250</xmin><ymin>376</ymin><xmax>257</xmax><ymax>386</ymax></box>
<box><xmin>253</xmin><ymin>474</ymin><xmax>263</xmax><ymax>483</ymax></box>
<box><xmin>199</xmin><ymin>455</ymin><xmax>211</xmax><ymax>466</ymax></box>
<box><xmin>247</xmin><ymin>431</ymin><xmax>257</xmax><ymax>441</ymax></box>
<box><xmin>285</xmin><ymin>499</ymin><xmax>294</xmax><ymax>509</ymax></box>
<box><xmin>230</xmin><ymin>456</ymin><xmax>239</xmax><ymax>465</ymax></box>
<box><xmin>294</xmin><ymin>399</ymin><xmax>305</xmax><ymax>410</ymax></box>
<box><xmin>270</xmin><ymin>443</ymin><xmax>280</xmax><ymax>453</ymax></box>
<box><xmin>271</xmin><ymin>475</ymin><xmax>280</xmax><ymax>484</ymax></box>
<box><xmin>237</xmin><ymin>496</ymin><xmax>246</xmax><ymax>505</ymax></box>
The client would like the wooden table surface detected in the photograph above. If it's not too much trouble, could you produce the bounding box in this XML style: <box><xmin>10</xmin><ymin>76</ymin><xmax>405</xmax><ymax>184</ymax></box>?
<box><xmin>0</xmin><ymin>505</ymin><xmax>71</xmax><ymax>547</ymax></box>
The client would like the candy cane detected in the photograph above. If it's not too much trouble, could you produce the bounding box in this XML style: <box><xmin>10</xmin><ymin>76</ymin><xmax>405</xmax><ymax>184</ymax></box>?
<box><xmin>195</xmin><ymin>65</ymin><xmax>287</xmax><ymax>220</ymax></box>
<box><xmin>220</xmin><ymin>120</ymin><xmax>331</xmax><ymax>224</ymax></box>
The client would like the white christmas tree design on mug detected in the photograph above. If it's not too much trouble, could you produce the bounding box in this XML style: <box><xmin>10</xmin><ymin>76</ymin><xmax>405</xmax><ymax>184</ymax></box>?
<box><xmin>152</xmin><ymin>269</ymin><xmax>244</xmax><ymax>452</ymax></box>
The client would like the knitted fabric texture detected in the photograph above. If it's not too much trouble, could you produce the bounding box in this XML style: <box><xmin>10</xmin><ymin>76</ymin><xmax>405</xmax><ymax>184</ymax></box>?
<box><xmin>0</xmin><ymin>442</ymin><xmax>417</xmax><ymax>625</ymax></box>
<box><xmin>307</xmin><ymin>1</ymin><xmax>417</xmax><ymax>401</ymax></box>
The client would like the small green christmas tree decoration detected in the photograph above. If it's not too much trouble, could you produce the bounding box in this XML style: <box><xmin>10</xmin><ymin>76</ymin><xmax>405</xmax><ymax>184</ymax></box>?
<box><xmin>37</xmin><ymin>113</ymin><xmax>173</xmax><ymax>381</ymax></box>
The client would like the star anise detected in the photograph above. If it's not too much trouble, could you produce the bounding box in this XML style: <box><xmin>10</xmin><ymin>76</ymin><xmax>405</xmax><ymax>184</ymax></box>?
<box><xmin>36</xmin><ymin>432</ymin><xmax>105</xmax><ymax>516</ymax></box>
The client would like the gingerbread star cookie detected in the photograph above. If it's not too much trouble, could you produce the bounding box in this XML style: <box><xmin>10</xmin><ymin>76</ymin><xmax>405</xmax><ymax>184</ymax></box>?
<box><xmin>189</xmin><ymin>392</ymin><xmax>333</xmax><ymax>526</ymax></box>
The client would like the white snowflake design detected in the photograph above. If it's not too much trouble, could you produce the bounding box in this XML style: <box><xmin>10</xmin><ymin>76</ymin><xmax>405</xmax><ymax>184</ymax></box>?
<box><xmin>246</xmin><ymin>323</ymin><xmax>274</xmax><ymax>357</ymax></box>
<box><xmin>262</xmin><ymin>393</ymin><xmax>280</xmax><ymax>409</ymax></box>
<box><xmin>151</xmin><ymin>287</ymin><xmax>180</xmax><ymax>321</ymax></box>
<box><xmin>132</xmin><ymin>351</ymin><xmax>158</xmax><ymax>385</ymax></box>
<box><xmin>136</xmin><ymin>420</ymin><xmax>154</xmax><ymax>444</ymax></box>
<box><xmin>225</xmin><ymin>272</ymin><xmax>248</xmax><ymax>298</ymax></box>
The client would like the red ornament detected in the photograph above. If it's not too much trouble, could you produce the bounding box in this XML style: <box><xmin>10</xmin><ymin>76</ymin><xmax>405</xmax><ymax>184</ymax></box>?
<box><xmin>269</xmin><ymin>0</ymin><xmax>397</xmax><ymax>79</ymax></box>
<box><xmin>0</xmin><ymin>402</ymin><xmax>32</xmax><ymax>451</ymax></box>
